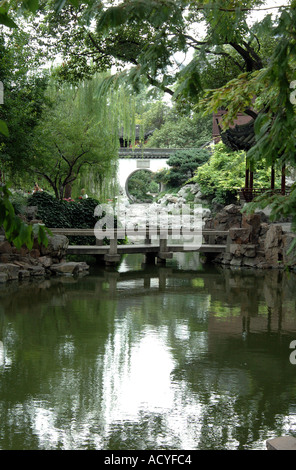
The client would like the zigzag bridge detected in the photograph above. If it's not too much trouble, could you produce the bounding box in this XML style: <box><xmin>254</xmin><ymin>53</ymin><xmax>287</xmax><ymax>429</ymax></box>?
<box><xmin>50</xmin><ymin>227</ymin><xmax>229</xmax><ymax>266</ymax></box>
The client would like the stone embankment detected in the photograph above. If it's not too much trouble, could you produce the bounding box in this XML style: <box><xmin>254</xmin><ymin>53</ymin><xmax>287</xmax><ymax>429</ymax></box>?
<box><xmin>205</xmin><ymin>204</ymin><xmax>296</xmax><ymax>269</ymax></box>
<box><xmin>0</xmin><ymin>232</ymin><xmax>89</xmax><ymax>284</ymax></box>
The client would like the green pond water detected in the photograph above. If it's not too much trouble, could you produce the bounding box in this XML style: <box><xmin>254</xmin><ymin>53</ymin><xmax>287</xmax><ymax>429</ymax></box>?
<box><xmin>1</xmin><ymin>252</ymin><xmax>296</xmax><ymax>451</ymax></box>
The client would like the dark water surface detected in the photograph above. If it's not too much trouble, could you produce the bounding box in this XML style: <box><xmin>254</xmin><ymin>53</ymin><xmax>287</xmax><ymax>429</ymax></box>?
<box><xmin>1</xmin><ymin>253</ymin><xmax>296</xmax><ymax>450</ymax></box>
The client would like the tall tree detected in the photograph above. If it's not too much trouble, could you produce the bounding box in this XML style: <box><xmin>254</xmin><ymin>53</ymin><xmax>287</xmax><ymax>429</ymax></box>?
<box><xmin>30</xmin><ymin>75</ymin><xmax>126</xmax><ymax>199</ymax></box>
<box><xmin>0</xmin><ymin>27</ymin><xmax>49</xmax><ymax>181</ymax></box>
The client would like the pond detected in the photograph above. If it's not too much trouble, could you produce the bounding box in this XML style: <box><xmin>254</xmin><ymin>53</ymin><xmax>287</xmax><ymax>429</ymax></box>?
<box><xmin>0</xmin><ymin>252</ymin><xmax>296</xmax><ymax>450</ymax></box>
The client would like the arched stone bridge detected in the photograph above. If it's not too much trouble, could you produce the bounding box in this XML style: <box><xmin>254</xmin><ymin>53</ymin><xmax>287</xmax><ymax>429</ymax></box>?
<box><xmin>117</xmin><ymin>148</ymin><xmax>181</xmax><ymax>199</ymax></box>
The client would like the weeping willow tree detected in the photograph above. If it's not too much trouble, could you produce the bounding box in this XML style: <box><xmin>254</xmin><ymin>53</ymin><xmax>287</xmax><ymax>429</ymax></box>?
<box><xmin>31</xmin><ymin>73</ymin><xmax>138</xmax><ymax>200</ymax></box>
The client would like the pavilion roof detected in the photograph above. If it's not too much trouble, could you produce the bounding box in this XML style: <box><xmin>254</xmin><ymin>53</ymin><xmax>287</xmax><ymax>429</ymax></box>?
<box><xmin>220</xmin><ymin>119</ymin><xmax>256</xmax><ymax>151</ymax></box>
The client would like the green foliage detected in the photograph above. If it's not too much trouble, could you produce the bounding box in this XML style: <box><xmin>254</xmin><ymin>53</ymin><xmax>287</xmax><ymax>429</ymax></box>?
<box><xmin>0</xmin><ymin>28</ymin><xmax>49</xmax><ymax>179</ymax></box>
<box><xmin>191</xmin><ymin>142</ymin><xmax>276</xmax><ymax>205</ymax></box>
<box><xmin>199</xmin><ymin>5</ymin><xmax>296</xmax><ymax>220</ymax></box>
<box><xmin>157</xmin><ymin>148</ymin><xmax>211</xmax><ymax>188</ymax></box>
<box><xmin>243</xmin><ymin>186</ymin><xmax>296</xmax><ymax>232</ymax></box>
<box><xmin>28</xmin><ymin>191</ymin><xmax>101</xmax><ymax>245</ymax></box>
<box><xmin>127</xmin><ymin>170</ymin><xmax>159</xmax><ymax>202</ymax></box>
<box><xmin>40</xmin><ymin>0</ymin><xmax>276</xmax><ymax>109</ymax></box>
<box><xmin>9</xmin><ymin>192</ymin><xmax>28</xmax><ymax>215</ymax></box>
<box><xmin>27</xmin><ymin>191</ymin><xmax>99</xmax><ymax>227</ymax></box>
<box><xmin>145</xmin><ymin>112</ymin><xmax>212</xmax><ymax>148</ymax></box>
<box><xmin>30</xmin><ymin>75</ymin><xmax>121</xmax><ymax>199</ymax></box>
<box><xmin>138</xmin><ymin>100</ymin><xmax>170</xmax><ymax>133</ymax></box>
<box><xmin>0</xmin><ymin>184</ymin><xmax>50</xmax><ymax>249</ymax></box>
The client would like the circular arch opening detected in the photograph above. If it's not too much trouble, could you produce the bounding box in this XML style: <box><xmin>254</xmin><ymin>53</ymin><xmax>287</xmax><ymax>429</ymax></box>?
<box><xmin>125</xmin><ymin>169</ymin><xmax>160</xmax><ymax>203</ymax></box>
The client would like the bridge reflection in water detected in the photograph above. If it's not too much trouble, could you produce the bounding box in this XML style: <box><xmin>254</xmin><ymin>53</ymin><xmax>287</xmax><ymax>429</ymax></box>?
<box><xmin>0</xmin><ymin>253</ymin><xmax>296</xmax><ymax>450</ymax></box>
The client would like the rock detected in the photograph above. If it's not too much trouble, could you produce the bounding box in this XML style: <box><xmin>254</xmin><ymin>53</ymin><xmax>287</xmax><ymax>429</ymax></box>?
<box><xmin>243</xmin><ymin>257</ymin><xmax>264</xmax><ymax>267</ymax></box>
<box><xmin>229</xmin><ymin>227</ymin><xmax>251</xmax><ymax>244</ymax></box>
<box><xmin>264</xmin><ymin>225</ymin><xmax>282</xmax><ymax>250</ymax></box>
<box><xmin>27</xmin><ymin>265</ymin><xmax>46</xmax><ymax>276</ymax></box>
<box><xmin>259</xmin><ymin>222</ymin><xmax>269</xmax><ymax>238</ymax></box>
<box><xmin>18</xmin><ymin>269</ymin><xmax>30</xmax><ymax>279</ymax></box>
<box><xmin>0</xmin><ymin>263</ymin><xmax>20</xmax><ymax>280</ymax></box>
<box><xmin>282</xmin><ymin>233</ymin><xmax>296</xmax><ymax>267</ymax></box>
<box><xmin>0</xmin><ymin>254</ymin><xmax>11</xmax><ymax>263</ymax></box>
<box><xmin>254</xmin><ymin>210</ymin><xmax>270</xmax><ymax>224</ymax></box>
<box><xmin>219</xmin><ymin>253</ymin><xmax>232</xmax><ymax>265</ymax></box>
<box><xmin>28</xmin><ymin>248</ymin><xmax>40</xmax><ymax>259</ymax></box>
<box><xmin>40</xmin><ymin>234</ymin><xmax>69</xmax><ymax>257</ymax></box>
<box><xmin>230</xmin><ymin>244</ymin><xmax>256</xmax><ymax>258</ymax></box>
<box><xmin>38</xmin><ymin>256</ymin><xmax>53</xmax><ymax>267</ymax></box>
<box><xmin>190</xmin><ymin>183</ymin><xmax>201</xmax><ymax>194</ymax></box>
<box><xmin>0</xmin><ymin>272</ymin><xmax>8</xmax><ymax>283</ymax></box>
<box><xmin>50</xmin><ymin>262</ymin><xmax>84</xmax><ymax>275</ymax></box>
<box><xmin>76</xmin><ymin>262</ymin><xmax>89</xmax><ymax>272</ymax></box>
<box><xmin>244</xmin><ymin>245</ymin><xmax>257</xmax><ymax>258</ymax></box>
<box><xmin>177</xmin><ymin>187</ymin><xmax>189</xmax><ymax>197</ymax></box>
<box><xmin>25</xmin><ymin>206</ymin><xmax>38</xmax><ymax>220</ymax></box>
<box><xmin>194</xmin><ymin>192</ymin><xmax>203</xmax><ymax>201</ymax></box>
<box><xmin>209</xmin><ymin>204</ymin><xmax>242</xmax><ymax>231</ymax></box>
<box><xmin>242</xmin><ymin>213</ymin><xmax>261</xmax><ymax>242</ymax></box>
<box><xmin>230</xmin><ymin>258</ymin><xmax>242</xmax><ymax>267</ymax></box>
<box><xmin>202</xmin><ymin>208</ymin><xmax>211</xmax><ymax>219</ymax></box>
<box><xmin>224</xmin><ymin>204</ymin><xmax>241</xmax><ymax>214</ymax></box>
<box><xmin>166</xmin><ymin>195</ymin><xmax>178</xmax><ymax>204</ymax></box>
<box><xmin>264</xmin><ymin>225</ymin><xmax>282</xmax><ymax>266</ymax></box>
<box><xmin>0</xmin><ymin>241</ymin><xmax>12</xmax><ymax>254</ymax></box>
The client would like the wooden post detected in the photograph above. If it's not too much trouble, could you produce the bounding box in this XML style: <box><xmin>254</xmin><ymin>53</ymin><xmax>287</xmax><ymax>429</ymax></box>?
<box><xmin>250</xmin><ymin>171</ymin><xmax>254</xmax><ymax>189</ymax></box>
<box><xmin>281</xmin><ymin>165</ymin><xmax>286</xmax><ymax>195</ymax></box>
<box><xmin>245</xmin><ymin>168</ymin><xmax>249</xmax><ymax>189</ymax></box>
<box><xmin>271</xmin><ymin>166</ymin><xmax>275</xmax><ymax>190</ymax></box>
<box><xmin>145</xmin><ymin>225</ymin><xmax>151</xmax><ymax>245</ymax></box>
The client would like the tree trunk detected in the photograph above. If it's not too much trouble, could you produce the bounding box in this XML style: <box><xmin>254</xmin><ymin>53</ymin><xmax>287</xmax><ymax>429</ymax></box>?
<box><xmin>64</xmin><ymin>183</ymin><xmax>72</xmax><ymax>199</ymax></box>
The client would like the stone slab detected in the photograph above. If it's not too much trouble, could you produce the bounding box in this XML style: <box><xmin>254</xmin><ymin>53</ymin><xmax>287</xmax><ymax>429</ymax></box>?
<box><xmin>266</xmin><ymin>436</ymin><xmax>296</xmax><ymax>450</ymax></box>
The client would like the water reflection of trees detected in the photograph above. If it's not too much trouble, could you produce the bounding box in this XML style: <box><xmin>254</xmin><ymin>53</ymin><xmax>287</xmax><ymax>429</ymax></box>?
<box><xmin>0</xmin><ymin>265</ymin><xmax>296</xmax><ymax>449</ymax></box>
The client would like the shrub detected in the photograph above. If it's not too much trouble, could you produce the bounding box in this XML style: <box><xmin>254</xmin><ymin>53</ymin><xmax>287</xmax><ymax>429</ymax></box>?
<box><xmin>27</xmin><ymin>192</ymin><xmax>100</xmax><ymax>245</ymax></box>
<box><xmin>10</xmin><ymin>192</ymin><xmax>28</xmax><ymax>215</ymax></box>
<box><xmin>156</xmin><ymin>148</ymin><xmax>211</xmax><ymax>188</ymax></box>
<box><xmin>191</xmin><ymin>142</ymin><xmax>278</xmax><ymax>206</ymax></box>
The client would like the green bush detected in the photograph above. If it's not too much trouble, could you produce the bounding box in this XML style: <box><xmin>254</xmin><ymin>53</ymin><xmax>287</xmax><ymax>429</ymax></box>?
<box><xmin>127</xmin><ymin>170</ymin><xmax>159</xmax><ymax>202</ymax></box>
<box><xmin>10</xmin><ymin>192</ymin><xmax>29</xmax><ymax>215</ymax></box>
<box><xmin>27</xmin><ymin>192</ymin><xmax>100</xmax><ymax>245</ymax></box>
<box><xmin>27</xmin><ymin>192</ymin><xmax>126</xmax><ymax>246</ymax></box>
<box><xmin>155</xmin><ymin>148</ymin><xmax>211</xmax><ymax>188</ymax></box>
<box><xmin>191</xmin><ymin>142</ymin><xmax>278</xmax><ymax>206</ymax></box>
